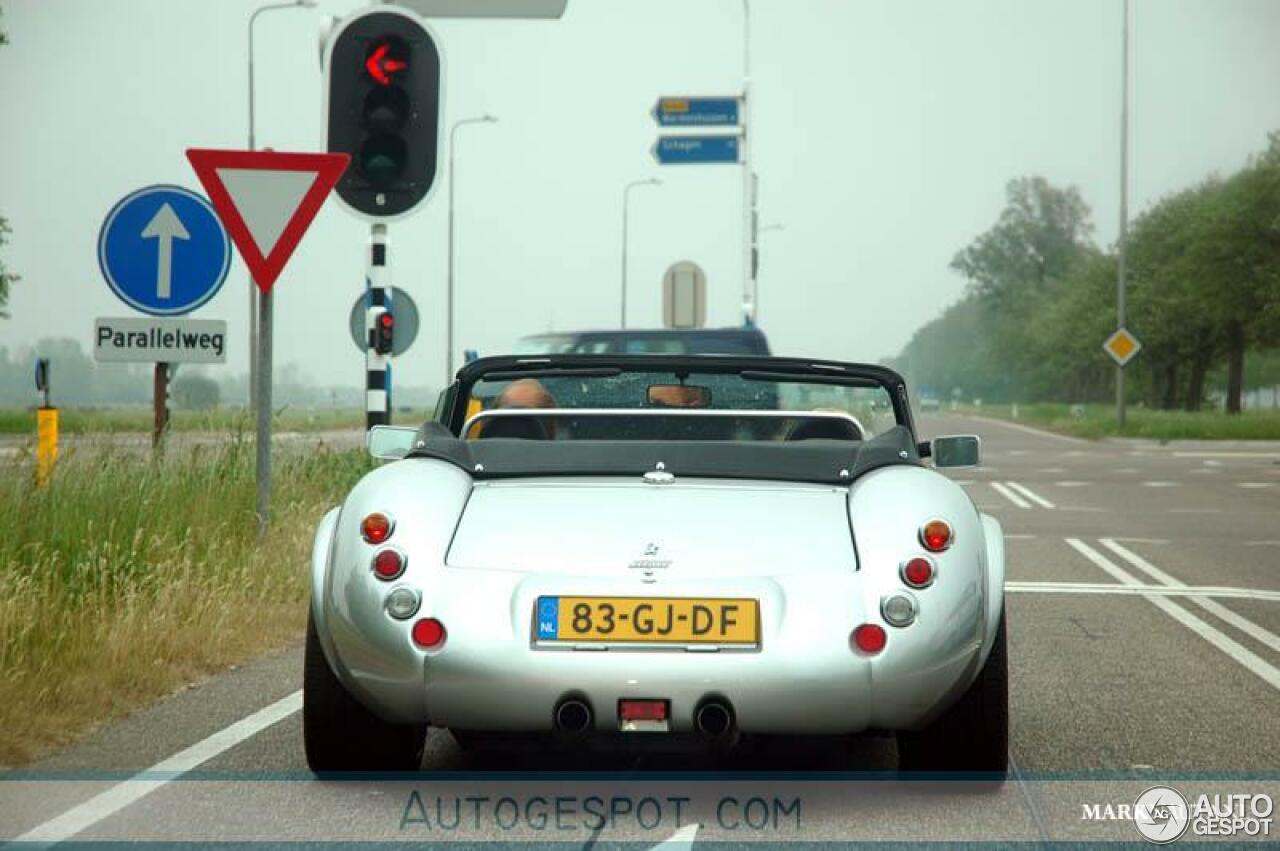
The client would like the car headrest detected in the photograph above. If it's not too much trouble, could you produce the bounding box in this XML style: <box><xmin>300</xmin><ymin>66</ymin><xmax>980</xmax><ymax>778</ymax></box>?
<box><xmin>786</xmin><ymin>417</ymin><xmax>863</xmax><ymax>442</ymax></box>
<box><xmin>479</xmin><ymin>414</ymin><xmax>549</xmax><ymax>440</ymax></box>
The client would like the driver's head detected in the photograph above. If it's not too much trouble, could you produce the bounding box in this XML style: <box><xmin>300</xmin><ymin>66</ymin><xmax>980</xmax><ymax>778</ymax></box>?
<box><xmin>495</xmin><ymin>378</ymin><xmax>556</xmax><ymax>410</ymax></box>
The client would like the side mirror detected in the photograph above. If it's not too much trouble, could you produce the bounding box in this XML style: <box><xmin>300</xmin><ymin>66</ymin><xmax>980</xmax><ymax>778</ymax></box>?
<box><xmin>931</xmin><ymin>434</ymin><xmax>981</xmax><ymax>468</ymax></box>
<box><xmin>367</xmin><ymin>425</ymin><xmax>418</xmax><ymax>460</ymax></box>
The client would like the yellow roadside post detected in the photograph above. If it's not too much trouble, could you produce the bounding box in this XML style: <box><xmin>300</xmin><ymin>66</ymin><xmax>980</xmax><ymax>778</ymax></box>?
<box><xmin>33</xmin><ymin>358</ymin><xmax>57</xmax><ymax>486</ymax></box>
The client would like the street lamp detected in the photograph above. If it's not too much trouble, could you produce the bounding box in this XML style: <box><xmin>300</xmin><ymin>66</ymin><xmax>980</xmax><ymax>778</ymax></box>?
<box><xmin>754</xmin><ymin>223</ymin><xmax>784</xmax><ymax>322</ymax></box>
<box><xmin>247</xmin><ymin>0</ymin><xmax>316</xmax><ymax>411</ymax></box>
<box><xmin>621</xmin><ymin>178</ymin><xmax>661</xmax><ymax>329</ymax></box>
<box><xmin>447</xmin><ymin>114</ymin><xmax>498</xmax><ymax>383</ymax></box>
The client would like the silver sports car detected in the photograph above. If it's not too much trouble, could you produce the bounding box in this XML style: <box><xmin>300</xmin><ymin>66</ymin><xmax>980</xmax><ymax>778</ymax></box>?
<box><xmin>305</xmin><ymin>355</ymin><xmax>1007</xmax><ymax>774</ymax></box>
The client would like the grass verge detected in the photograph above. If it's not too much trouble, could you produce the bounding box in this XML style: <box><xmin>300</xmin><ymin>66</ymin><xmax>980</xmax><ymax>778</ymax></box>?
<box><xmin>959</xmin><ymin>402</ymin><xmax>1280</xmax><ymax>441</ymax></box>
<box><xmin>0</xmin><ymin>439</ymin><xmax>371</xmax><ymax>767</ymax></box>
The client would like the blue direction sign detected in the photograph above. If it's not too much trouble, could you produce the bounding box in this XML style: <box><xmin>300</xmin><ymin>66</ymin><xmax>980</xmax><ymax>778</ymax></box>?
<box><xmin>97</xmin><ymin>185</ymin><xmax>230</xmax><ymax>316</ymax></box>
<box><xmin>653</xmin><ymin>96</ymin><xmax>740</xmax><ymax>127</ymax></box>
<box><xmin>653</xmin><ymin>135</ymin><xmax>741</xmax><ymax>165</ymax></box>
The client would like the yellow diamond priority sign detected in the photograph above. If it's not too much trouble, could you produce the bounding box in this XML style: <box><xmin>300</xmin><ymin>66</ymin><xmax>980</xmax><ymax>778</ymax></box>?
<box><xmin>1103</xmin><ymin>327</ymin><xmax>1142</xmax><ymax>367</ymax></box>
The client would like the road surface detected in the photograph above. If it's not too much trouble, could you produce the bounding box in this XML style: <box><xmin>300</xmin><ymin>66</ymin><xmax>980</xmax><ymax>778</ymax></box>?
<box><xmin>3</xmin><ymin>413</ymin><xmax>1278</xmax><ymax>846</ymax></box>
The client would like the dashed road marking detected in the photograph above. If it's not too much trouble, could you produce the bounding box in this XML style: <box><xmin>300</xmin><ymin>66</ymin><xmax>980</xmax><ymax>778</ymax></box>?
<box><xmin>12</xmin><ymin>691</ymin><xmax>303</xmax><ymax>845</ymax></box>
<box><xmin>1170</xmin><ymin>508</ymin><xmax>1222</xmax><ymax>514</ymax></box>
<box><xmin>1099</xmin><ymin>538</ymin><xmax>1280</xmax><ymax>654</ymax></box>
<box><xmin>1054</xmin><ymin>481</ymin><xmax>1090</xmax><ymax>488</ymax></box>
<box><xmin>1037</xmin><ymin>467</ymin><xmax>1067</xmax><ymax>474</ymax></box>
<box><xmin>1005</xmin><ymin>481</ymin><xmax>1056</xmax><ymax>509</ymax></box>
<box><xmin>1065</xmin><ymin>539</ymin><xmax>1280</xmax><ymax>691</ymax></box>
<box><xmin>1004</xmin><ymin>533</ymin><xmax>1037</xmax><ymax>540</ymax></box>
<box><xmin>1115</xmin><ymin>468</ymin><xmax>1139</xmax><ymax>474</ymax></box>
<box><xmin>1141</xmin><ymin>481</ymin><xmax>1179</xmax><ymax>488</ymax></box>
<box><xmin>990</xmin><ymin>481</ymin><xmax>1031</xmax><ymax>509</ymax></box>
<box><xmin>1111</xmin><ymin>537</ymin><xmax>1170</xmax><ymax>545</ymax></box>
<box><xmin>1238</xmin><ymin>482</ymin><xmax>1276</xmax><ymax>489</ymax></box>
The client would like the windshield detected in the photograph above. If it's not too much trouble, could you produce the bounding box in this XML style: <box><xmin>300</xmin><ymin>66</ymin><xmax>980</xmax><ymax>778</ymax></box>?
<box><xmin>463</xmin><ymin>365</ymin><xmax>900</xmax><ymax>442</ymax></box>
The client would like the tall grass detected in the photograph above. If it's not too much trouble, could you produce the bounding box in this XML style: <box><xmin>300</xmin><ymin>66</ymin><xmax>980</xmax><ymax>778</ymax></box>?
<box><xmin>0</xmin><ymin>440</ymin><xmax>372</xmax><ymax>766</ymax></box>
<box><xmin>0</xmin><ymin>407</ymin><xmax>390</xmax><ymax>435</ymax></box>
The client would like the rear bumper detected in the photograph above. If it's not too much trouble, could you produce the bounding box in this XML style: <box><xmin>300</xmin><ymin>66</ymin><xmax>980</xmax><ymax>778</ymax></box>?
<box><xmin>321</xmin><ymin>567</ymin><xmax>988</xmax><ymax>735</ymax></box>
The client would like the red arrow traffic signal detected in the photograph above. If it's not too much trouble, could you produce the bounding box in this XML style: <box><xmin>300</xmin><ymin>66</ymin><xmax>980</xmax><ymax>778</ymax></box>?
<box><xmin>365</xmin><ymin>43</ymin><xmax>408</xmax><ymax>86</ymax></box>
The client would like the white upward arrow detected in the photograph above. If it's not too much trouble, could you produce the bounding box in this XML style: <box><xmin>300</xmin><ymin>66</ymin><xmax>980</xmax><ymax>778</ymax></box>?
<box><xmin>141</xmin><ymin>203</ymin><xmax>190</xmax><ymax>300</ymax></box>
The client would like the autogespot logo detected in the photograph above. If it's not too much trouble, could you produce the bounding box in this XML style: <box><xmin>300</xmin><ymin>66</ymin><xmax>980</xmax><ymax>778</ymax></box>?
<box><xmin>1133</xmin><ymin>786</ymin><xmax>1190</xmax><ymax>844</ymax></box>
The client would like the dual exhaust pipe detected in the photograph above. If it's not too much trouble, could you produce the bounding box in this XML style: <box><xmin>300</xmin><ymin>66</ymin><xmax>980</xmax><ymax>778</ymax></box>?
<box><xmin>552</xmin><ymin>697</ymin><xmax>734</xmax><ymax>738</ymax></box>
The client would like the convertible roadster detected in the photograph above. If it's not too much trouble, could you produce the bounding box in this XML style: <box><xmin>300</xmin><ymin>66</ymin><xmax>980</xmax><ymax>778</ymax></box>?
<box><xmin>304</xmin><ymin>355</ymin><xmax>1007</xmax><ymax>774</ymax></box>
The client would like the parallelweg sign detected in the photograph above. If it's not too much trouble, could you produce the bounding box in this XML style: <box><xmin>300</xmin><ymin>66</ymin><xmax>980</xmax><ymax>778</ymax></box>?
<box><xmin>94</xmin><ymin>317</ymin><xmax>227</xmax><ymax>364</ymax></box>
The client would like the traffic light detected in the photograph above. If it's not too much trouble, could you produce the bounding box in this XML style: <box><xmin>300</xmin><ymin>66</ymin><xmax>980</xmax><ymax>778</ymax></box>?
<box><xmin>374</xmin><ymin>310</ymin><xmax>395</xmax><ymax>355</ymax></box>
<box><xmin>325</xmin><ymin>7</ymin><xmax>441</xmax><ymax>219</ymax></box>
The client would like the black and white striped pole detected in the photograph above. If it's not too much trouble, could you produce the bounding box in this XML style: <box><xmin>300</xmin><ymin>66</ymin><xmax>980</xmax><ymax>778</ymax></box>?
<box><xmin>366</xmin><ymin>223</ymin><xmax>391</xmax><ymax>430</ymax></box>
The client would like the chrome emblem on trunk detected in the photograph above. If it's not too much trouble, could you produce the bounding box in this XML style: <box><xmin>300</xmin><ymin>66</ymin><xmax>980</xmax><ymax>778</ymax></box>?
<box><xmin>629</xmin><ymin>543</ymin><xmax>672</xmax><ymax>583</ymax></box>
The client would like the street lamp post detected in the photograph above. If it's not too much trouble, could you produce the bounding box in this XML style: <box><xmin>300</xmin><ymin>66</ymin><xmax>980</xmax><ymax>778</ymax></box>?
<box><xmin>247</xmin><ymin>0</ymin><xmax>315</xmax><ymax>413</ymax></box>
<box><xmin>741</xmin><ymin>0</ymin><xmax>755</xmax><ymax>324</ymax></box>
<box><xmin>446</xmin><ymin>114</ymin><xmax>498</xmax><ymax>384</ymax></box>
<box><xmin>620</xmin><ymin>178</ymin><xmax>661</xmax><ymax>329</ymax></box>
<box><xmin>754</xmin><ymin>222</ymin><xmax>784</xmax><ymax>321</ymax></box>
<box><xmin>1116</xmin><ymin>0</ymin><xmax>1131</xmax><ymax>429</ymax></box>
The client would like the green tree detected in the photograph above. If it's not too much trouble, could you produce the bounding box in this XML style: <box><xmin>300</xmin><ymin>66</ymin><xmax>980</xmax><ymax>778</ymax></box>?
<box><xmin>172</xmin><ymin>374</ymin><xmax>221</xmax><ymax>410</ymax></box>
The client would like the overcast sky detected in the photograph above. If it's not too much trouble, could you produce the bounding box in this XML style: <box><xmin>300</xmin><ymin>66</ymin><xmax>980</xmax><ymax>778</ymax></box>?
<box><xmin>2</xmin><ymin>0</ymin><xmax>1279</xmax><ymax>393</ymax></box>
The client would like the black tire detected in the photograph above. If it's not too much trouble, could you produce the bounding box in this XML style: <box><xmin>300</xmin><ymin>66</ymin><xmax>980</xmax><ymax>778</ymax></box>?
<box><xmin>897</xmin><ymin>610</ymin><xmax>1008</xmax><ymax>777</ymax></box>
<box><xmin>303</xmin><ymin>611</ymin><xmax>427</xmax><ymax>773</ymax></box>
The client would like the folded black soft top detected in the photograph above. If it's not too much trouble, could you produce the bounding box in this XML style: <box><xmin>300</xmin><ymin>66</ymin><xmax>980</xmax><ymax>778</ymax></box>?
<box><xmin>405</xmin><ymin>425</ymin><xmax>921</xmax><ymax>485</ymax></box>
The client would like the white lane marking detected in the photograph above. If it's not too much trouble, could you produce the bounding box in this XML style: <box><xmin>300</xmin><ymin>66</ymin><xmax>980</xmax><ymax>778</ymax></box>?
<box><xmin>1064</xmin><ymin>539</ymin><xmax>1280</xmax><ymax>692</ymax></box>
<box><xmin>1004</xmin><ymin>533</ymin><xmax>1037</xmax><ymax>540</ymax></box>
<box><xmin>1115</xmin><ymin>468</ymin><xmax>1139</xmax><ymax>474</ymax></box>
<box><xmin>963</xmin><ymin>414</ymin><xmax>1088</xmax><ymax>444</ymax></box>
<box><xmin>650</xmin><ymin>824</ymin><xmax>700</xmax><ymax>849</ymax></box>
<box><xmin>1175</xmin><ymin>451</ymin><xmax>1280</xmax><ymax>459</ymax></box>
<box><xmin>1099</xmin><ymin>538</ymin><xmax>1280</xmax><ymax>654</ymax></box>
<box><xmin>1008</xmin><ymin>449</ymin><xmax>1030</xmax><ymax>456</ymax></box>
<box><xmin>1238</xmin><ymin>482</ymin><xmax>1277</xmax><ymax>489</ymax></box>
<box><xmin>1141</xmin><ymin>481</ymin><xmax>1179</xmax><ymax>488</ymax></box>
<box><xmin>951</xmin><ymin>479</ymin><xmax>975</xmax><ymax>486</ymax></box>
<box><xmin>1170</xmin><ymin>508</ymin><xmax>1222</xmax><ymax>514</ymax></box>
<box><xmin>1063</xmin><ymin>450</ymin><xmax>1088</xmax><ymax>457</ymax></box>
<box><xmin>1111</xmin><ymin>537</ymin><xmax>1170</xmax><ymax>545</ymax></box>
<box><xmin>1005</xmin><ymin>481</ymin><xmax>1056</xmax><ymax>509</ymax></box>
<box><xmin>13</xmin><ymin>690</ymin><xmax>303</xmax><ymax>845</ymax></box>
<box><xmin>1054</xmin><ymin>481</ymin><xmax>1090</xmax><ymax>488</ymax></box>
<box><xmin>1057</xmin><ymin>506</ymin><xmax>1105</xmax><ymax>513</ymax></box>
<box><xmin>1037</xmin><ymin>467</ymin><xmax>1067</xmax><ymax>474</ymax></box>
<box><xmin>990</xmin><ymin>481</ymin><xmax>1031</xmax><ymax>509</ymax></box>
<box><xmin>1006</xmin><ymin>581</ymin><xmax>1280</xmax><ymax>602</ymax></box>
<box><xmin>1189</xmin><ymin>469</ymin><xmax>1219</xmax><ymax>475</ymax></box>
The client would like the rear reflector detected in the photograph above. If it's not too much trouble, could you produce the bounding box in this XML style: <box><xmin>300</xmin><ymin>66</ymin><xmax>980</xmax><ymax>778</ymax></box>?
<box><xmin>618</xmin><ymin>699</ymin><xmax>669</xmax><ymax>722</ymax></box>
<box><xmin>412</xmin><ymin>617</ymin><xmax>447</xmax><ymax>649</ymax></box>
<box><xmin>852</xmin><ymin>623</ymin><xmax>887</xmax><ymax>654</ymax></box>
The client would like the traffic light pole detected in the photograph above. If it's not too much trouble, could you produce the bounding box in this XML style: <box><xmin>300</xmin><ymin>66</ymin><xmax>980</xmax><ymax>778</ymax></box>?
<box><xmin>366</xmin><ymin>224</ymin><xmax>390</xmax><ymax>431</ymax></box>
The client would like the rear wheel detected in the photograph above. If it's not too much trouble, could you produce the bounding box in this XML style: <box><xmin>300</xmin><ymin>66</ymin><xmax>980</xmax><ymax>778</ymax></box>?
<box><xmin>303</xmin><ymin>611</ymin><xmax>427</xmax><ymax>773</ymax></box>
<box><xmin>897</xmin><ymin>610</ymin><xmax>1008</xmax><ymax>777</ymax></box>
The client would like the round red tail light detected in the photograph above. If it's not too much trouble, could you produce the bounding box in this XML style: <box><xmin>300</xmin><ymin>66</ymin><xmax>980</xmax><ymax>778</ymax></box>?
<box><xmin>371</xmin><ymin>548</ymin><xmax>405</xmax><ymax>580</ymax></box>
<box><xmin>361</xmin><ymin>512</ymin><xmax>394</xmax><ymax>544</ymax></box>
<box><xmin>902</xmin><ymin>557</ymin><xmax>935</xmax><ymax>588</ymax></box>
<box><xmin>920</xmin><ymin>519</ymin><xmax>953</xmax><ymax>553</ymax></box>
<box><xmin>412</xmin><ymin>617</ymin><xmax>447</xmax><ymax>649</ymax></box>
<box><xmin>852</xmin><ymin>623</ymin><xmax>887</xmax><ymax>654</ymax></box>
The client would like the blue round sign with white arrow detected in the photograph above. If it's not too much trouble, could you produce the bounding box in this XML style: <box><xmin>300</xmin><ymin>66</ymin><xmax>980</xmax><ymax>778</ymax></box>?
<box><xmin>97</xmin><ymin>185</ymin><xmax>230</xmax><ymax>316</ymax></box>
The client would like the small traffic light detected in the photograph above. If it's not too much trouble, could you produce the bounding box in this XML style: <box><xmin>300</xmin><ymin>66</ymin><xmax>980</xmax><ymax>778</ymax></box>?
<box><xmin>325</xmin><ymin>7</ymin><xmax>441</xmax><ymax>219</ymax></box>
<box><xmin>374</xmin><ymin>311</ymin><xmax>395</xmax><ymax>355</ymax></box>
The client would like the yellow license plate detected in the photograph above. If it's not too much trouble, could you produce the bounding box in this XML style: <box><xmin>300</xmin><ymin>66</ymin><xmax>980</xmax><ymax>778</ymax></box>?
<box><xmin>535</xmin><ymin>596</ymin><xmax>759</xmax><ymax>645</ymax></box>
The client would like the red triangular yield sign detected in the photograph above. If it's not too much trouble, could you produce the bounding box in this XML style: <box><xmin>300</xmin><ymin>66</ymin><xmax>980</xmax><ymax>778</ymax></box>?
<box><xmin>185</xmin><ymin>149</ymin><xmax>349</xmax><ymax>293</ymax></box>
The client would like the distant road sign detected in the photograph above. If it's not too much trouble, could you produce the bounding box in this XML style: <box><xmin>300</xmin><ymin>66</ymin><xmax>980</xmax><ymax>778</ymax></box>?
<box><xmin>348</xmin><ymin>287</ymin><xmax>420</xmax><ymax>356</ymax></box>
<box><xmin>97</xmin><ymin>185</ymin><xmax>230</xmax><ymax>316</ymax></box>
<box><xmin>653</xmin><ymin>97</ymin><xmax>740</xmax><ymax>127</ymax></box>
<box><xmin>653</xmin><ymin>135</ymin><xmax>741</xmax><ymax>165</ymax></box>
<box><xmin>93</xmin><ymin>317</ymin><xmax>228</xmax><ymax>364</ymax></box>
<box><xmin>662</xmin><ymin>261</ymin><xmax>707</xmax><ymax>329</ymax></box>
<box><xmin>185</xmin><ymin>149</ymin><xmax>349</xmax><ymax>293</ymax></box>
<box><xmin>1103</xmin><ymin>327</ymin><xmax>1142</xmax><ymax>367</ymax></box>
